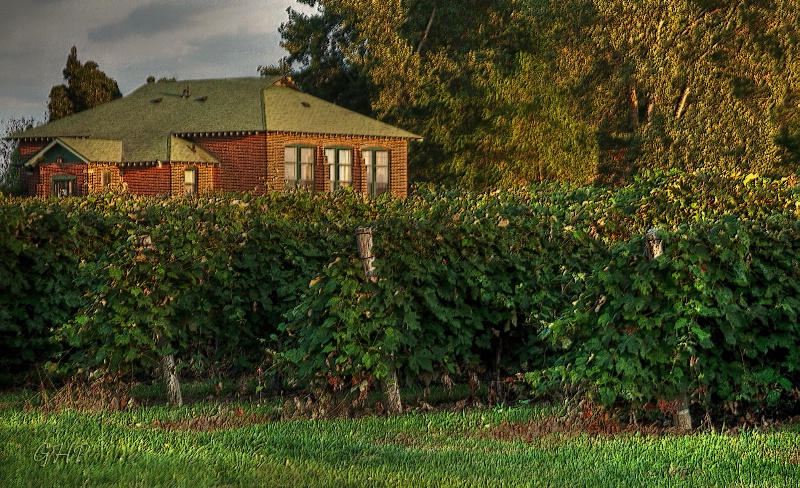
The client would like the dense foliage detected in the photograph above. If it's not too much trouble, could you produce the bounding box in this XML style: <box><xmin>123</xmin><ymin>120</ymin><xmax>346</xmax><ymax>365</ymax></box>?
<box><xmin>275</xmin><ymin>0</ymin><xmax>800</xmax><ymax>188</ymax></box>
<box><xmin>2</xmin><ymin>171</ymin><xmax>800</xmax><ymax>421</ymax></box>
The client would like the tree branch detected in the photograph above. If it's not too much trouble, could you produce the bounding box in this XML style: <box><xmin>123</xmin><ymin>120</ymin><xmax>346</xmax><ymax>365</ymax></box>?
<box><xmin>416</xmin><ymin>7</ymin><xmax>437</xmax><ymax>55</ymax></box>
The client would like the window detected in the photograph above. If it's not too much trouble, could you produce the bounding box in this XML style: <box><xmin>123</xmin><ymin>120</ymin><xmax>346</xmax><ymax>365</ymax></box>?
<box><xmin>325</xmin><ymin>147</ymin><xmax>352</xmax><ymax>190</ymax></box>
<box><xmin>363</xmin><ymin>149</ymin><xmax>390</xmax><ymax>195</ymax></box>
<box><xmin>51</xmin><ymin>175</ymin><xmax>76</xmax><ymax>197</ymax></box>
<box><xmin>101</xmin><ymin>170</ymin><xmax>111</xmax><ymax>187</ymax></box>
<box><xmin>284</xmin><ymin>146</ymin><xmax>314</xmax><ymax>189</ymax></box>
<box><xmin>184</xmin><ymin>167</ymin><xmax>197</xmax><ymax>196</ymax></box>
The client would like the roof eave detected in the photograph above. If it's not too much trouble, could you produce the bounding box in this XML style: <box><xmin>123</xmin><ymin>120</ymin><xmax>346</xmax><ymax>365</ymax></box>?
<box><xmin>267</xmin><ymin>129</ymin><xmax>423</xmax><ymax>141</ymax></box>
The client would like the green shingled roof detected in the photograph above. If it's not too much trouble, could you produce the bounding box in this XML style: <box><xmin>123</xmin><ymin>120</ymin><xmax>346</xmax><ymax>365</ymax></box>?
<box><xmin>10</xmin><ymin>77</ymin><xmax>421</xmax><ymax>163</ymax></box>
<box><xmin>263</xmin><ymin>85</ymin><xmax>421</xmax><ymax>138</ymax></box>
<box><xmin>22</xmin><ymin>137</ymin><xmax>122</xmax><ymax>167</ymax></box>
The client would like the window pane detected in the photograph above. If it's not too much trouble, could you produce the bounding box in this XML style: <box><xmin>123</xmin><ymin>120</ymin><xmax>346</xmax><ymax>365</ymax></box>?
<box><xmin>285</xmin><ymin>162</ymin><xmax>296</xmax><ymax>182</ymax></box>
<box><xmin>340</xmin><ymin>163</ymin><xmax>351</xmax><ymax>186</ymax></box>
<box><xmin>300</xmin><ymin>162</ymin><xmax>313</xmax><ymax>188</ymax></box>
<box><xmin>184</xmin><ymin>168</ymin><xmax>197</xmax><ymax>195</ymax></box>
<box><xmin>300</xmin><ymin>147</ymin><xmax>314</xmax><ymax>163</ymax></box>
<box><xmin>363</xmin><ymin>151</ymin><xmax>372</xmax><ymax>168</ymax></box>
<box><xmin>376</xmin><ymin>165</ymin><xmax>388</xmax><ymax>183</ymax></box>
<box><xmin>284</xmin><ymin>147</ymin><xmax>295</xmax><ymax>162</ymax></box>
<box><xmin>376</xmin><ymin>151</ymin><xmax>389</xmax><ymax>167</ymax></box>
<box><xmin>339</xmin><ymin>149</ymin><xmax>351</xmax><ymax>165</ymax></box>
<box><xmin>300</xmin><ymin>162</ymin><xmax>313</xmax><ymax>180</ymax></box>
<box><xmin>341</xmin><ymin>151</ymin><xmax>352</xmax><ymax>187</ymax></box>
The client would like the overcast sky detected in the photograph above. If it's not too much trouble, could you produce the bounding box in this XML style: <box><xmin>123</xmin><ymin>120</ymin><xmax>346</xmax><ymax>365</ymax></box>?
<box><xmin>0</xmin><ymin>0</ymin><xmax>311</xmax><ymax>127</ymax></box>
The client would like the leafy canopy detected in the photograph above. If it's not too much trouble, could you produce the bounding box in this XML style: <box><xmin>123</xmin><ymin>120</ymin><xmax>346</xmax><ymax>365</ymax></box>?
<box><xmin>47</xmin><ymin>46</ymin><xmax>122</xmax><ymax>121</ymax></box>
<box><xmin>275</xmin><ymin>0</ymin><xmax>800</xmax><ymax>188</ymax></box>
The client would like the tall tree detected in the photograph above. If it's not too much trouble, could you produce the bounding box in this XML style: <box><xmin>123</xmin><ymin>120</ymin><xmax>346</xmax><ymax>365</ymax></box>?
<box><xmin>47</xmin><ymin>46</ymin><xmax>122</xmax><ymax>121</ymax></box>
<box><xmin>271</xmin><ymin>1</ymin><xmax>371</xmax><ymax>113</ymax></box>
<box><xmin>0</xmin><ymin>116</ymin><xmax>37</xmax><ymax>194</ymax></box>
<box><xmin>277</xmin><ymin>0</ymin><xmax>800</xmax><ymax>188</ymax></box>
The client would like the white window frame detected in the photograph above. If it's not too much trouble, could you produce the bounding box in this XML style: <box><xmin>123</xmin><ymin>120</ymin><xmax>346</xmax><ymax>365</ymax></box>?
<box><xmin>184</xmin><ymin>166</ymin><xmax>198</xmax><ymax>196</ymax></box>
<box><xmin>363</xmin><ymin>148</ymin><xmax>390</xmax><ymax>195</ymax></box>
<box><xmin>284</xmin><ymin>145</ymin><xmax>315</xmax><ymax>190</ymax></box>
<box><xmin>325</xmin><ymin>147</ymin><xmax>352</xmax><ymax>190</ymax></box>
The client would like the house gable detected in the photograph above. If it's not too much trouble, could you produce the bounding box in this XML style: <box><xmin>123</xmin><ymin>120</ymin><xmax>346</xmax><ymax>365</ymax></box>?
<box><xmin>21</xmin><ymin>137</ymin><xmax>121</xmax><ymax>166</ymax></box>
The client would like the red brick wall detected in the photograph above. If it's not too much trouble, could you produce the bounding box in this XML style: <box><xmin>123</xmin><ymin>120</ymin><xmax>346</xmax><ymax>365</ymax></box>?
<box><xmin>87</xmin><ymin>164</ymin><xmax>123</xmax><ymax>192</ymax></box>
<box><xmin>190</xmin><ymin>133</ymin><xmax>268</xmax><ymax>195</ymax></box>
<box><xmin>121</xmin><ymin>165</ymin><xmax>171</xmax><ymax>196</ymax></box>
<box><xmin>18</xmin><ymin>141</ymin><xmax>43</xmax><ymax>159</ymax></box>
<box><xmin>18</xmin><ymin>141</ymin><xmax>47</xmax><ymax>196</ymax></box>
<box><xmin>266</xmin><ymin>133</ymin><xmax>409</xmax><ymax>197</ymax></box>
<box><xmin>170</xmin><ymin>163</ymin><xmax>215</xmax><ymax>196</ymax></box>
<box><xmin>35</xmin><ymin>162</ymin><xmax>88</xmax><ymax>197</ymax></box>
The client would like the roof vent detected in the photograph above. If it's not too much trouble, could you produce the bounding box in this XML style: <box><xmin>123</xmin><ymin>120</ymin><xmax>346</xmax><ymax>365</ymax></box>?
<box><xmin>150</xmin><ymin>97</ymin><xmax>162</xmax><ymax>103</ymax></box>
<box><xmin>301</xmin><ymin>101</ymin><xmax>310</xmax><ymax>107</ymax></box>
<box><xmin>195</xmin><ymin>96</ymin><xmax>208</xmax><ymax>102</ymax></box>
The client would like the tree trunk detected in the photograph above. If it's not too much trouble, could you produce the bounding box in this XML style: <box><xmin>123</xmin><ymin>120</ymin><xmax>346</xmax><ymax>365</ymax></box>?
<box><xmin>416</xmin><ymin>7</ymin><xmax>437</xmax><ymax>55</ymax></box>
<box><xmin>675</xmin><ymin>86</ymin><xmax>691</xmax><ymax>119</ymax></box>
<box><xmin>629</xmin><ymin>86</ymin><xmax>639</xmax><ymax>127</ymax></box>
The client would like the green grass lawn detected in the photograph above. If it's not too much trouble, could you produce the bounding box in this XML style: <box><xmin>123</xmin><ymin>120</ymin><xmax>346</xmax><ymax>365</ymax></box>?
<box><xmin>1</xmin><ymin>388</ymin><xmax>800</xmax><ymax>487</ymax></box>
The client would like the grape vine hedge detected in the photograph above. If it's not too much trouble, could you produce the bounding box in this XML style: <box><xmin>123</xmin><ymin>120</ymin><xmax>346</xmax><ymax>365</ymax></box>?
<box><xmin>2</xmin><ymin>170</ymin><xmax>799</xmax><ymax>420</ymax></box>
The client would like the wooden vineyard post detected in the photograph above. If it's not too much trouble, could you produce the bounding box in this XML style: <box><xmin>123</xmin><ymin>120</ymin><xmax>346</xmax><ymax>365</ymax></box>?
<box><xmin>645</xmin><ymin>229</ymin><xmax>691</xmax><ymax>431</ymax></box>
<box><xmin>158</xmin><ymin>336</ymin><xmax>183</xmax><ymax>407</ymax></box>
<box><xmin>356</xmin><ymin>226</ymin><xmax>377</xmax><ymax>282</ymax></box>
<box><xmin>138</xmin><ymin>234</ymin><xmax>183</xmax><ymax>407</ymax></box>
<box><xmin>355</xmin><ymin>226</ymin><xmax>402</xmax><ymax>414</ymax></box>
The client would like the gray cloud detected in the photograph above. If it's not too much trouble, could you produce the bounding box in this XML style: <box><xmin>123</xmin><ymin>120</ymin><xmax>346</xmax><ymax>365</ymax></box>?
<box><xmin>0</xmin><ymin>0</ymin><xmax>310</xmax><ymax>125</ymax></box>
<box><xmin>88</xmin><ymin>1</ymin><xmax>215</xmax><ymax>42</ymax></box>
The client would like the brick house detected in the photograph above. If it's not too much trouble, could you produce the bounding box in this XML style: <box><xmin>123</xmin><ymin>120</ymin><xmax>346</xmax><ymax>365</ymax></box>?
<box><xmin>8</xmin><ymin>76</ymin><xmax>421</xmax><ymax>198</ymax></box>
